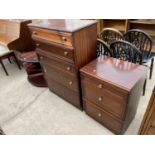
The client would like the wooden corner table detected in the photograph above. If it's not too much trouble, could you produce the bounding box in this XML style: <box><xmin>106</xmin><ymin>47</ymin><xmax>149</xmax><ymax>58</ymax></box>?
<box><xmin>80</xmin><ymin>55</ymin><xmax>148</xmax><ymax>134</ymax></box>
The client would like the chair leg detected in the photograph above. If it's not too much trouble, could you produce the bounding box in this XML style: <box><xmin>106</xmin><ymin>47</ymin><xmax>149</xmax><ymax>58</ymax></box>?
<box><xmin>0</xmin><ymin>60</ymin><xmax>9</xmax><ymax>76</ymax></box>
<box><xmin>143</xmin><ymin>78</ymin><xmax>147</xmax><ymax>96</ymax></box>
<box><xmin>149</xmin><ymin>58</ymin><xmax>154</xmax><ymax>79</ymax></box>
<box><xmin>13</xmin><ymin>53</ymin><xmax>21</xmax><ymax>70</ymax></box>
<box><xmin>8</xmin><ymin>57</ymin><xmax>12</xmax><ymax>64</ymax></box>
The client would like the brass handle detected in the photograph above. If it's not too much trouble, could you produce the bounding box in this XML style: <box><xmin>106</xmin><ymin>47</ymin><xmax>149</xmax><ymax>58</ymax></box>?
<box><xmin>36</xmin><ymin>43</ymin><xmax>40</xmax><ymax>47</ymax></box>
<box><xmin>62</xmin><ymin>36</ymin><xmax>67</xmax><ymax>42</ymax></box>
<box><xmin>69</xmin><ymin>81</ymin><xmax>73</xmax><ymax>85</ymax></box>
<box><xmin>40</xmin><ymin>56</ymin><xmax>43</xmax><ymax>60</ymax></box>
<box><xmin>66</xmin><ymin>66</ymin><xmax>71</xmax><ymax>71</ymax></box>
<box><xmin>33</xmin><ymin>31</ymin><xmax>37</xmax><ymax>35</ymax></box>
<box><xmin>64</xmin><ymin>51</ymin><xmax>68</xmax><ymax>56</ymax></box>
<box><xmin>98</xmin><ymin>97</ymin><xmax>103</xmax><ymax>102</ymax></box>
<box><xmin>44</xmin><ymin>68</ymin><xmax>47</xmax><ymax>73</ymax></box>
<box><xmin>98</xmin><ymin>84</ymin><xmax>103</xmax><ymax>89</ymax></box>
<box><xmin>98</xmin><ymin>113</ymin><xmax>102</xmax><ymax>117</ymax></box>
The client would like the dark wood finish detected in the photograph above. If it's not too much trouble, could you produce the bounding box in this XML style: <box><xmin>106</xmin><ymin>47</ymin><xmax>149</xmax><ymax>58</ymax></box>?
<box><xmin>97</xmin><ymin>39</ymin><xmax>112</xmax><ymax>56</ymax></box>
<box><xmin>123</xmin><ymin>29</ymin><xmax>154</xmax><ymax>80</ymax></box>
<box><xmin>28</xmin><ymin>19</ymin><xmax>97</xmax><ymax>109</ymax></box>
<box><xmin>0</xmin><ymin>19</ymin><xmax>35</xmax><ymax>52</ymax></box>
<box><xmin>110</xmin><ymin>40</ymin><xmax>142</xmax><ymax>64</ymax></box>
<box><xmin>0</xmin><ymin>51</ymin><xmax>21</xmax><ymax>75</ymax></box>
<box><xmin>128</xmin><ymin>19</ymin><xmax>155</xmax><ymax>53</ymax></box>
<box><xmin>80</xmin><ymin>56</ymin><xmax>148</xmax><ymax>134</ymax></box>
<box><xmin>139</xmin><ymin>86</ymin><xmax>155</xmax><ymax>135</ymax></box>
<box><xmin>0</xmin><ymin>19</ymin><xmax>35</xmax><ymax>75</ymax></box>
<box><xmin>17</xmin><ymin>51</ymin><xmax>47</xmax><ymax>87</ymax></box>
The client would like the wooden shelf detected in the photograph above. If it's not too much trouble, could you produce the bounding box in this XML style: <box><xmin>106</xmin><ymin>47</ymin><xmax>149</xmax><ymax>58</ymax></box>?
<box><xmin>130</xmin><ymin>19</ymin><xmax>155</xmax><ymax>25</ymax></box>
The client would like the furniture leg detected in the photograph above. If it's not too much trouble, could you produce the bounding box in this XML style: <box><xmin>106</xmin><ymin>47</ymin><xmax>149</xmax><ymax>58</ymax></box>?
<box><xmin>8</xmin><ymin>57</ymin><xmax>12</xmax><ymax>64</ymax></box>
<box><xmin>149</xmin><ymin>58</ymin><xmax>154</xmax><ymax>79</ymax></box>
<box><xmin>143</xmin><ymin>78</ymin><xmax>147</xmax><ymax>96</ymax></box>
<box><xmin>13</xmin><ymin>53</ymin><xmax>21</xmax><ymax>70</ymax></box>
<box><xmin>0</xmin><ymin>60</ymin><xmax>9</xmax><ymax>76</ymax></box>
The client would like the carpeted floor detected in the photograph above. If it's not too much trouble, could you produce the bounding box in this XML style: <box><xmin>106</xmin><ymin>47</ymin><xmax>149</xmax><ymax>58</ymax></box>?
<box><xmin>0</xmin><ymin>59</ymin><xmax>154</xmax><ymax>135</ymax></box>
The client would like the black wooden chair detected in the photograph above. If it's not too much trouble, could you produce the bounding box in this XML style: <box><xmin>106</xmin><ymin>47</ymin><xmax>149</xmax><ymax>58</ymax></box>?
<box><xmin>97</xmin><ymin>39</ymin><xmax>112</xmax><ymax>57</ymax></box>
<box><xmin>123</xmin><ymin>29</ymin><xmax>154</xmax><ymax>79</ymax></box>
<box><xmin>110</xmin><ymin>40</ymin><xmax>146</xmax><ymax>95</ymax></box>
<box><xmin>99</xmin><ymin>28</ymin><xmax>123</xmax><ymax>45</ymax></box>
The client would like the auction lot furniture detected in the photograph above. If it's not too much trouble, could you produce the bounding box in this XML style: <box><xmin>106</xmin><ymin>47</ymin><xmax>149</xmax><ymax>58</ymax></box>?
<box><xmin>139</xmin><ymin>86</ymin><xmax>155</xmax><ymax>135</ymax></box>
<box><xmin>0</xmin><ymin>19</ymin><xmax>36</xmax><ymax>75</ymax></box>
<box><xmin>80</xmin><ymin>56</ymin><xmax>148</xmax><ymax>134</ymax></box>
<box><xmin>28</xmin><ymin>19</ymin><xmax>97</xmax><ymax>109</ymax></box>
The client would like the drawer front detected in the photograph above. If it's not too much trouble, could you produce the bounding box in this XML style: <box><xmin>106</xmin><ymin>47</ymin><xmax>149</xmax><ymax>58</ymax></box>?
<box><xmin>36</xmin><ymin>42</ymin><xmax>74</xmax><ymax>63</ymax></box>
<box><xmin>31</xmin><ymin>28</ymin><xmax>73</xmax><ymax>47</ymax></box>
<box><xmin>39</xmin><ymin>54</ymin><xmax>76</xmax><ymax>75</ymax></box>
<box><xmin>85</xmin><ymin>101</ymin><xmax>123</xmax><ymax>134</ymax></box>
<box><xmin>43</xmin><ymin>64</ymin><xmax>79</xmax><ymax>92</ymax></box>
<box><xmin>48</xmin><ymin>78</ymin><xmax>82</xmax><ymax>109</ymax></box>
<box><xmin>81</xmin><ymin>79</ymin><xmax>127</xmax><ymax>120</ymax></box>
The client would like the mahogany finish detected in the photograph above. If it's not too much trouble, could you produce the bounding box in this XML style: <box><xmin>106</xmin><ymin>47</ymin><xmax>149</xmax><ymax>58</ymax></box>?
<box><xmin>139</xmin><ymin>86</ymin><xmax>155</xmax><ymax>135</ymax></box>
<box><xmin>28</xmin><ymin>19</ymin><xmax>97</xmax><ymax>109</ymax></box>
<box><xmin>0</xmin><ymin>19</ymin><xmax>35</xmax><ymax>52</ymax></box>
<box><xmin>80</xmin><ymin>56</ymin><xmax>148</xmax><ymax>134</ymax></box>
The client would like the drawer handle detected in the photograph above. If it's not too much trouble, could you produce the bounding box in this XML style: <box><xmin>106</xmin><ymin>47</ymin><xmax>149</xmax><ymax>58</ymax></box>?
<box><xmin>40</xmin><ymin>56</ymin><xmax>44</xmax><ymax>60</ymax></box>
<box><xmin>33</xmin><ymin>31</ymin><xmax>37</xmax><ymax>35</ymax></box>
<box><xmin>98</xmin><ymin>97</ymin><xmax>103</xmax><ymax>102</ymax></box>
<box><xmin>98</xmin><ymin>113</ymin><xmax>102</xmax><ymax>117</ymax></box>
<box><xmin>98</xmin><ymin>84</ymin><xmax>103</xmax><ymax>89</ymax></box>
<box><xmin>36</xmin><ymin>43</ymin><xmax>40</xmax><ymax>47</ymax></box>
<box><xmin>66</xmin><ymin>66</ymin><xmax>71</xmax><ymax>71</ymax></box>
<box><xmin>69</xmin><ymin>81</ymin><xmax>73</xmax><ymax>85</ymax></box>
<box><xmin>64</xmin><ymin>51</ymin><xmax>68</xmax><ymax>56</ymax></box>
<box><xmin>44</xmin><ymin>68</ymin><xmax>47</xmax><ymax>73</ymax></box>
<box><xmin>62</xmin><ymin>36</ymin><xmax>67</xmax><ymax>42</ymax></box>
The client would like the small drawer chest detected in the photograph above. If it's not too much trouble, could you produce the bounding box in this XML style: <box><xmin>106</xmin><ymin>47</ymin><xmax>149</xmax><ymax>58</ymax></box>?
<box><xmin>28</xmin><ymin>20</ymin><xmax>97</xmax><ymax>109</ymax></box>
<box><xmin>80</xmin><ymin>56</ymin><xmax>148</xmax><ymax>134</ymax></box>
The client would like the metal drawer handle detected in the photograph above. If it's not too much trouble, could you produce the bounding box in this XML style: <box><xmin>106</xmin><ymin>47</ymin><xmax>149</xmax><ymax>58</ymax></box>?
<box><xmin>64</xmin><ymin>51</ymin><xmax>68</xmax><ymax>56</ymax></box>
<box><xmin>66</xmin><ymin>66</ymin><xmax>71</xmax><ymax>71</ymax></box>
<box><xmin>36</xmin><ymin>43</ymin><xmax>40</xmax><ymax>47</ymax></box>
<box><xmin>98</xmin><ymin>97</ymin><xmax>103</xmax><ymax>102</ymax></box>
<box><xmin>98</xmin><ymin>84</ymin><xmax>103</xmax><ymax>89</ymax></box>
<box><xmin>98</xmin><ymin>113</ymin><xmax>102</xmax><ymax>117</ymax></box>
<box><xmin>33</xmin><ymin>31</ymin><xmax>37</xmax><ymax>35</ymax></box>
<box><xmin>69</xmin><ymin>81</ymin><xmax>73</xmax><ymax>85</ymax></box>
<box><xmin>62</xmin><ymin>36</ymin><xmax>67</xmax><ymax>42</ymax></box>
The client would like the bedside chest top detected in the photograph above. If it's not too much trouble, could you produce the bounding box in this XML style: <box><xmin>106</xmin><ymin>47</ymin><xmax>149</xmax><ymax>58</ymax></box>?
<box><xmin>28</xmin><ymin>19</ymin><xmax>97</xmax><ymax>32</ymax></box>
<box><xmin>80</xmin><ymin>56</ymin><xmax>148</xmax><ymax>92</ymax></box>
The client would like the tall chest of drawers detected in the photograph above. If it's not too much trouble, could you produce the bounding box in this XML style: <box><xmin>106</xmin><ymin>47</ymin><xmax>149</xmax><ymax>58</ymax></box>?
<box><xmin>28</xmin><ymin>20</ymin><xmax>97</xmax><ymax>109</ymax></box>
<box><xmin>80</xmin><ymin>56</ymin><xmax>148</xmax><ymax>134</ymax></box>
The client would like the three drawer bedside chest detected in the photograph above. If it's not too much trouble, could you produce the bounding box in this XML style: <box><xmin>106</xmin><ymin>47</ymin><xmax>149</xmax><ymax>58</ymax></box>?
<box><xmin>28</xmin><ymin>20</ymin><xmax>97</xmax><ymax>109</ymax></box>
<box><xmin>80</xmin><ymin>56</ymin><xmax>148</xmax><ymax>134</ymax></box>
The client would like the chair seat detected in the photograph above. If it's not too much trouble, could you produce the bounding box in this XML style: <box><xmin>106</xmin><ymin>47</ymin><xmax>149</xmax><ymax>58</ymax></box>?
<box><xmin>143</xmin><ymin>52</ymin><xmax>155</xmax><ymax>63</ymax></box>
<box><xmin>0</xmin><ymin>45</ymin><xmax>11</xmax><ymax>56</ymax></box>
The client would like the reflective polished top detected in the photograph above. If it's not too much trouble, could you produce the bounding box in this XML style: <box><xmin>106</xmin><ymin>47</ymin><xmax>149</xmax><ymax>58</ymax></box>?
<box><xmin>80</xmin><ymin>55</ymin><xmax>148</xmax><ymax>92</ymax></box>
<box><xmin>28</xmin><ymin>19</ymin><xmax>97</xmax><ymax>32</ymax></box>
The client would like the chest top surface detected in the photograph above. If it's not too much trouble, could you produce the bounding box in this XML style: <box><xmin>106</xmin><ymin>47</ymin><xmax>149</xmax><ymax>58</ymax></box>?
<box><xmin>28</xmin><ymin>19</ymin><xmax>97</xmax><ymax>32</ymax></box>
<box><xmin>80</xmin><ymin>56</ymin><xmax>148</xmax><ymax>92</ymax></box>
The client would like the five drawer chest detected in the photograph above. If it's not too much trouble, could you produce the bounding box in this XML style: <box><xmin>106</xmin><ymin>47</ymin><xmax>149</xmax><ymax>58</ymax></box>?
<box><xmin>28</xmin><ymin>19</ymin><xmax>97</xmax><ymax>109</ymax></box>
<box><xmin>80</xmin><ymin>56</ymin><xmax>148</xmax><ymax>134</ymax></box>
